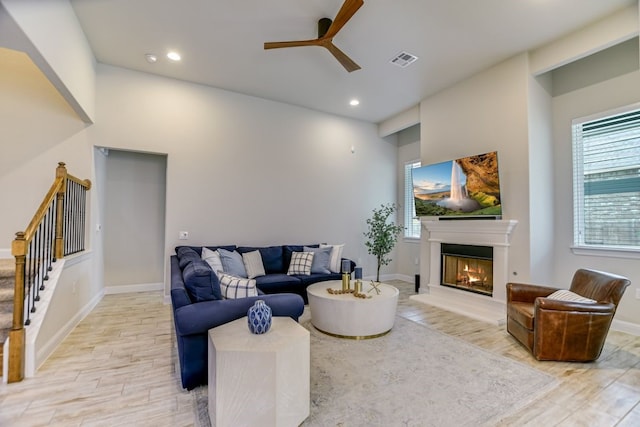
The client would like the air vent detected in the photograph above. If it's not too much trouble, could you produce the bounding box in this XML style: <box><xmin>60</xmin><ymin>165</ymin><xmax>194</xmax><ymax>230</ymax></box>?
<box><xmin>389</xmin><ymin>51</ymin><xmax>418</xmax><ymax>68</ymax></box>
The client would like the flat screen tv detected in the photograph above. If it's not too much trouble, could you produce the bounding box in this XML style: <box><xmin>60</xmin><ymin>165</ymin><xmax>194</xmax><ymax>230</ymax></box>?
<box><xmin>411</xmin><ymin>151</ymin><xmax>502</xmax><ymax>219</ymax></box>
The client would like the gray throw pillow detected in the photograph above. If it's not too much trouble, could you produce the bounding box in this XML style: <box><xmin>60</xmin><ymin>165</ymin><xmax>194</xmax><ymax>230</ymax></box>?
<box><xmin>304</xmin><ymin>246</ymin><xmax>332</xmax><ymax>274</ymax></box>
<box><xmin>218</xmin><ymin>248</ymin><xmax>248</xmax><ymax>278</ymax></box>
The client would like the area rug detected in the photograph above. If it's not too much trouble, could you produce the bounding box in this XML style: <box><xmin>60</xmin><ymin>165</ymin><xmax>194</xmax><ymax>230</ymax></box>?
<box><xmin>193</xmin><ymin>312</ymin><xmax>557</xmax><ymax>427</ymax></box>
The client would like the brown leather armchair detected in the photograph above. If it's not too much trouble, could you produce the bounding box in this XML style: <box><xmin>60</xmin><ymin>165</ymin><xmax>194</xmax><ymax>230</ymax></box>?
<box><xmin>506</xmin><ymin>269</ymin><xmax>630</xmax><ymax>361</ymax></box>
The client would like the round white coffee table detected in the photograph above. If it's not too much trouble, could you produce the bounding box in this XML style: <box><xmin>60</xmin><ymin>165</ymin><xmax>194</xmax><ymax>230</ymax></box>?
<box><xmin>306</xmin><ymin>280</ymin><xmax>399</xmax><ymax>339</ymax></box>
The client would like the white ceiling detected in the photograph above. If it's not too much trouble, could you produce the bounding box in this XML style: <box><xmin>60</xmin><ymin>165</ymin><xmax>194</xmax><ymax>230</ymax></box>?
<box><xmin>70</xmin><ymin>0</ymin><xmax>636</xmax><ymax>124</ymax></box>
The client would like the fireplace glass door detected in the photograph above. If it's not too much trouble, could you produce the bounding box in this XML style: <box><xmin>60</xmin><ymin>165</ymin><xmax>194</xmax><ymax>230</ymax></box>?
<box><xmin>441</xmin><ymin>244</ymin><xmax>493</xmax><ymax>296</ymax></box>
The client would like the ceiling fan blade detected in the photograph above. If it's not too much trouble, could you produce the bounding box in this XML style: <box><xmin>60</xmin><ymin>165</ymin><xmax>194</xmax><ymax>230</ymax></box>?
<box><xmin>324</xmin><ymin>42</ymin><xmax>361</xmax><ymax>72</ymax></box>
<box><xmin>324</xmin><ymin>0</ymin><xmax>364</xmax><ymax>39</ymax></box>
<box><xmin>264</xmin><ymin>39</ymin><xmax>321</xmax><ymax>50</ymax></box>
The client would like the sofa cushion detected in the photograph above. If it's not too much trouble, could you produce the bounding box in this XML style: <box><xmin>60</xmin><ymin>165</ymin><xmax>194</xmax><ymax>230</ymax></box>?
<box><xmin>177</xmin><ymin>246</ymin><xmax>201</xmax><ymax>269</ymax></box>
<box><xmin>321</xmin><ymin>243</ymin><xmax>345</xmax><ymax>273</ymax></box>
<box><xmin>295</xmin><ymin>272</ymin><xmax>342</xmax><ymax>286</ymax></box>
<box><xmin>287</xmin><ymin>251</ymin><xmax>314</xmax><ymax>275</ymax></box>
<box><xmin>182</xmin><ymin>259</ymin><xmax>222</xmax><ymax>302</ymax></box>
<box><xmin>238</xmin><ymin>246</ymin><xmax>284</xmax><ymax>274</ymax></box>
<box><xmin>304</xmin><ymin>246</ymin><xmax>332</xmax><ymax>274</ymax></box>
<box><xmin>508</xmin><ymin>301</ymin><xmax>535</xmax><ymax>330</ymax></box>
<box><xmin>201</xmin><ymin>247</ymin><xmax>224</xmax><ymax>275</ymax></box>
<box><xmin>218</xmin><ymin>273</ymin><xmax>258</xmax><ymax>299</ymax></box>
<box><xmin>254</xmin><ymin>274</ymin><xmax>303</xmax><ymax>294</ymax></box>
<box><xmin>242</xmin><ymin>250</ymin><xmax>266</xmax><ymax>279</ymax></box>
<box><xmin>218</xmin><ymin>248</ymin><xmax>248</xmax><ymax>278</ymax></box>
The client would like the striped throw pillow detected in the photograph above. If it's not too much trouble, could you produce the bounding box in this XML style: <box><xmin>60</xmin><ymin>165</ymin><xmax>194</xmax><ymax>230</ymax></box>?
<box><xmin>287</xmin><ymin>251</ymin><xmax>314</xmax><ymax>276</ymax></box>
<box><xmin>218</xmin><ymin>273</ymin><xmax>258</xmax><ymax>299</ymax></box>
<box><xmin>547</xmin><ymin>289</ymin><xmax>596</xmax><ymax>303</ymax></box>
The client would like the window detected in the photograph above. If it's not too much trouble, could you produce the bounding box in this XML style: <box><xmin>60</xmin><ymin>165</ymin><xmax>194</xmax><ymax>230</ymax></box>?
<box><xmin>572</xmin><ymin>104</ymin><xmax>640</xmax><ymax>250</ymax></box>
<box><xmin>404</xmin><ymin>160</ymin><xmax>421</xmax><ymax>239</ymax></box>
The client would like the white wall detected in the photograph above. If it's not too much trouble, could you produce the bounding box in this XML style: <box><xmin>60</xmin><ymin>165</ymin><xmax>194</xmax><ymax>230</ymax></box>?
<box><xmin>0</xmin><ymin>1</ymin><xmax>102</xmax><ymax>373</ymax></box>
<box><xmin>33</xmin><ymin>254</ymin><xmax>101</xmax><ymax>372</ymax></box>
<box><xmin>0</xmin><ymin>48</ymin><xmax>88</xmax><ymax>249</ymax></box>
<box><xmin>552</xmin><ymin>69</ymin><xmax>640</xmax><ymax>326</ymax></box>
<box><xmin>526</xmin><ymin>71</ymin><xmax>555</xmax><ymax>284</ymax></box>
<box><xmin>89</xmin><ymin>64</ymin><xmax>399</xmax><ymax>287</ymax></box>
<box><xmin>419</xmin><ymin>54</ymin><xmax>533</xmax><ymax>287</ymax></box>
<box><xmin>0</xmin><ymin>0</ymin><xmax>96</xmax><ymax>122</ymax></box>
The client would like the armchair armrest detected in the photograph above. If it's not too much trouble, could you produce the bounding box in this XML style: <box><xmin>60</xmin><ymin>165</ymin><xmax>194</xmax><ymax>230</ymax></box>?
<box><xmin>533</xmin><ymin>297</ymin><xmax>616</xmax><ymax>361</ymax></box>
<box><xmin>506</xmin><ymin>282</ymin><xmax>560</xmax><ymax>304</ymax></box>
<box><xmin>536</xmin><ymin>298</ymin><xmax>614</xmax><ymax>314</ymax></box>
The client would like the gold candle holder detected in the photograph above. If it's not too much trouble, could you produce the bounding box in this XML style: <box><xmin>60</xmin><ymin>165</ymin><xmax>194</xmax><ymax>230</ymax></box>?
<box><xmin>341</xmin><ymin>273</ymin><xmax>351</xmax><ymax>291</ymax></box>
<box><xmin>354</xmin><ymin>279</ymin><xmax>362</xmax><ymax>294</ymax></box>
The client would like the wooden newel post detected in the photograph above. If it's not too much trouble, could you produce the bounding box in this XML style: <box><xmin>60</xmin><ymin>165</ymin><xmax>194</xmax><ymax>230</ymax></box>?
<box><xmin>9</xmin><ymin>232</ymin><xmax>27</xmax><ymax>383</ymax></box>
<box><xmin>54</xmin><ymin>162</ymin><xmax>67</xmax><ymax>261</ymax></box>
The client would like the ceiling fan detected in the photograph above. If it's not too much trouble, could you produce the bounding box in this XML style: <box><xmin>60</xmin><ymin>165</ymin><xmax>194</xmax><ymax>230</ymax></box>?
<box><xmin>264</xmin><ymin>0</ymin><xmax>364</xmax><ymax>72</ymax></box>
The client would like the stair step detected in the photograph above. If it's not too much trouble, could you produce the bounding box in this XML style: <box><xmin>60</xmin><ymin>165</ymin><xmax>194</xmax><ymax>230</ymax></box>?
<box><xmin>0</xmin><ymin>259</ymin><xmax>15</xmax><ymax>377</ymax></box>
<box><xmin>0</xmin><ymin>287</ymin><xmax>12</xmax><ymax>302</ymax></box>
<box><xmin>0</xmin><ymin>308</ymin><xmax>10</xmax><ymax>329</ymax></box>
<box><xmin>0</xmin><ymin>259</ymin><xmax>14</xmax><ymax>281</ymax></box>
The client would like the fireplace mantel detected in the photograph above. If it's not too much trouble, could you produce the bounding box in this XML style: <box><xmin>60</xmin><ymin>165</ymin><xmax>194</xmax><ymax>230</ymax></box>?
<box><xmin>411</xmin><ymin>219</ymin><xmax>518</xmax><ymax>325</ymax></box>
<box><xmin>421</xmin><ymin>219</ymin><xmax>518</xmax><ymax>246</ymax></box>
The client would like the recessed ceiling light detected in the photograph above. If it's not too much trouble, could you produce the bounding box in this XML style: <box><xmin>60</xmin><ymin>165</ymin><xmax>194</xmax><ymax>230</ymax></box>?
<box><xmin>145</xmin><ymin>54</ymin><xmax>157</xmax><ymax>63</ymax></box>
<box><xmin>167</xmin><ymin>51</ymin><xmax>181</xmax><ymax>61</ymax></box>
<box><xmin>349</xmin><ymin>99</ymin><xmax>360</xmax><ymax>106</ymax></box>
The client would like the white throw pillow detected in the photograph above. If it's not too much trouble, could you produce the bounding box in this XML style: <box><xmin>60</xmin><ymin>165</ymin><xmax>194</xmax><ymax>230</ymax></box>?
<box><xmin>320</xmin><ymin>243</ymin><xmax>344</xmax><ymax>273</ymax></box>
<box><xmin>242</xmin><ymin>250</ymin><xmax>266</xmax><ymax>279</ymax></box>
<box><xmin>547</xmin><ymin>289</ymin><xmax>596</xmax><ymax>303</ymax></box>
<box><xmin>201</xmin><ymin>247</ymin><xmax>224</xmax><ymax>275</ymax></box>
<box><xmin>218</xmin><ymin>273</ymin><xmax>258</xmax><ymax>299</ymax></box>
<box><xmin>287</xmin><ymin>251</ymin><xmax>314</xmax><ymax>276</ymax></box>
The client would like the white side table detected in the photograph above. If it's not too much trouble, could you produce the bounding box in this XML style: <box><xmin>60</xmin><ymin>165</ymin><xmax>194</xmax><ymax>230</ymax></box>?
<box><xmin>208</xmin><ymin>316</ymin><xmax>310</xmax><ymax>427</ymax></box>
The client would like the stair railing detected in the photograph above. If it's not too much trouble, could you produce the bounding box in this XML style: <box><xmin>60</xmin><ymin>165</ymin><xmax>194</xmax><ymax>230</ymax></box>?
<box><xmin>8</xmin><ymin>162</ymin><xmax>91</xmax><ymax>383</ymax></box>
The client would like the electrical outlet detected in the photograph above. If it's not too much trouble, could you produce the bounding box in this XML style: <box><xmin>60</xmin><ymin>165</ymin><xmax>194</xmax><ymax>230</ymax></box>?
<box><xmin>636</xmin><ymin>288</ymin><xmax>640</xmax><ymax>299</ymax></box>
<box><xmin>179</xmin><ymin>231</ymin><xmax>189</xmax><ymax>240</ymax></box>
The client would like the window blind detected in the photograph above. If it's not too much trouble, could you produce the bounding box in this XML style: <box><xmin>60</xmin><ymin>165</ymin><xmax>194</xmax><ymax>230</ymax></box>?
<box><xmin>572</xmin><ymin>106</ymin><xmax>640</xmax><ymax>248</ymax></box>
<box><xmin>404</xmin><ymin>161</ymin><xmax>421</xmax><ymax>239</ymax></box>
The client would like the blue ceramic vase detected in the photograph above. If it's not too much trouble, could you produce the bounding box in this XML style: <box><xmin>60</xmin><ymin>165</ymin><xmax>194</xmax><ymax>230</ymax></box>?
<box><xmin>247</xmin><ymin>300</ymin><xmax>272</xmax><ymax>334</ymax></box>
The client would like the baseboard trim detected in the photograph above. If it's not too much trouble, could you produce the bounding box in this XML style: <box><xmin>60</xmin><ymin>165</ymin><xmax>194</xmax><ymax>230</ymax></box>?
<box><xmin>104</xmin><ymin>282</ymin><xmax>164</xmax><ymax>295</ymax></box>
<box><xmin>33</xmin><ymin>291</ymin><xmax>104</xmax><ymax>375</ymax></box>
<box><xmin>0</xmin><ymin>248</ymin><xmax>10</xmax><ymax>259</ymax></box>
<box><xmin>611</xmin><ymin>319</ymin><xmax>640</xmax><ymax>336</ymax></box>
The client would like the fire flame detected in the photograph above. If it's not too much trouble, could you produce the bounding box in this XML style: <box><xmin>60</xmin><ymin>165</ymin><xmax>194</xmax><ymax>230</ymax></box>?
<box><xmin>463</xmin><ymin>264</ymin><xmax>484</xmax><ymax>283</ymax></box>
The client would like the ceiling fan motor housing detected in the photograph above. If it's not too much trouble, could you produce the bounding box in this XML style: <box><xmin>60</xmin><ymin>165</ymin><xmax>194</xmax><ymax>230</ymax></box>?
<box><xmin>318</xmin><ymin>18</ymin><xmax>332</xmax><ymax>38</ymax></box>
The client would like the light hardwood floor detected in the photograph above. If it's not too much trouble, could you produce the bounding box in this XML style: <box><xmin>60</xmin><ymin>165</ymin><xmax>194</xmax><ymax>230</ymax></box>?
<box><xmin>0</xmin><ymin>280</ymin><xmax>638</xmax><ymax>426</ymax></box>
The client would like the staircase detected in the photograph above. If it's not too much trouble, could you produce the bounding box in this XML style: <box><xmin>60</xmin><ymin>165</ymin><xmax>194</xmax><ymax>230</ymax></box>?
<box><xmin>0</xmin><ymin>258</ymin><xmax>15</xmax><ymax>376</ymax></box>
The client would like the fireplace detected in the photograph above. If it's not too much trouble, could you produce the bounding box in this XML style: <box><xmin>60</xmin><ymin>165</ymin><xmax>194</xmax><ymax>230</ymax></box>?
<box><xmin>410</xmin><ymin>219</ymin><xmax>518</xmax><ymax>325</ymax></box>
<box><xmin>441</xmin><ymin>244</ymin><xmax>493</xmax><ymax>296</ymax></box>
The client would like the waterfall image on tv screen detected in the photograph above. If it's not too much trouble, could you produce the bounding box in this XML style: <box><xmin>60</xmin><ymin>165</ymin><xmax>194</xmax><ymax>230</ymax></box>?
<box><xmin>412</xmin><ymin>151</ymin><xmax>502</xmax><ymax>218</ymax></box>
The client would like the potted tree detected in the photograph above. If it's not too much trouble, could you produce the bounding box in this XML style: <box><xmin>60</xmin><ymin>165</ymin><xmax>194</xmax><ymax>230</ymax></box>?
<box><xmin>364</xmin><ymin>203</ymin><xmax>405</xmax><ymax>282</ymax></box>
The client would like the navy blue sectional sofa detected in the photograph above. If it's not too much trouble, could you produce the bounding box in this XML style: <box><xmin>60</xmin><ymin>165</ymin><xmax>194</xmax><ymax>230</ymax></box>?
<box><xmin>170</xmin><ymin>244</ymin><xmax>354</xmax><ymax>390</ymax></box>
